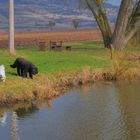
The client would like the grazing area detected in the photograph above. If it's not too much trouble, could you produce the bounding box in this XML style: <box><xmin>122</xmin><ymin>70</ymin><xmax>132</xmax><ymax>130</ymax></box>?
<box><xmin>0</xmin><ymin>41</ymin><xmax>110</xmax><ymax>76</ymax></box>
<box><xmin>0</xmin><ymin>41</ymin><xmax>111</xmax><ymax>104</ymax></box>
<box><xmin>0</xmin><ymin>40</ymin><xmax>140</xmax><ymax>105</ymax></box>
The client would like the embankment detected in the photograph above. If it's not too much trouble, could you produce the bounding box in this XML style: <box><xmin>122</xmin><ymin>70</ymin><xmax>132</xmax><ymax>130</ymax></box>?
<box><xmin>0</xmin><ymin>66</ymin><xmax>140</xmax><ymax>106</ymax></box>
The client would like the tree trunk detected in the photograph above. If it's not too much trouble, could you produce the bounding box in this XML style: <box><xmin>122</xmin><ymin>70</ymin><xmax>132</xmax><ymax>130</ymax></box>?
<box><xmin>9</xmin><ymin>0</ymin><xmax>15</xmax><ymax>55</ymax></box>
<box><xmin>85</xmin><ymin>0</ymin><xmax>112</xmax><ymax>49</ymax></box>
<box><xmin>112</xmin><ymin>0</ymin><xmax>132</xmax><ymax>49</ymax></box>
<box><xmin>125</xmin><ymin>1</ymin><xmax>140</xmax><ymax>45</ymax></box>
<box><xmin>82</xmin><ymin>0</ymin><xmax>139</xmax><ymax>50</ymax></box>
<box><xmin>85</xmin><ymin>0</ymin><xmax>113</xmax><ymax>58</ymax></box>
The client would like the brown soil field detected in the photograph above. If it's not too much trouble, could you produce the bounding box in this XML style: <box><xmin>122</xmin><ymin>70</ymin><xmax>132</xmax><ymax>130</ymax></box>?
<box><xmin>0</xmin><ymin>28</ymin><xmax>102</xmax><ymax>48</ymax></box>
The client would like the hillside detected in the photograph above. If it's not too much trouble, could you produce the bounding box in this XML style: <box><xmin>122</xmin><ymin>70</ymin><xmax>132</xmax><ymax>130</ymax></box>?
<box><xmin>0</xmin><ymin>0</ymin><xmax>118</xmax><ymax>32</ymax></box>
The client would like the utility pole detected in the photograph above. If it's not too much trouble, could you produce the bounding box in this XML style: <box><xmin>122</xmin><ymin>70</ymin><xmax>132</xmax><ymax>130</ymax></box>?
<box><xmin>9</xmin><ymin>0</ymin><xmax>15</xmax><ymax>54</ymax></box>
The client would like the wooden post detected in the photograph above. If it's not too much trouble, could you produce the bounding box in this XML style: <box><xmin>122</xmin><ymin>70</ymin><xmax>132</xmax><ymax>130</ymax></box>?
<box><xmin>9</xmin><ymin>0</ymin><xmax>15</xmax><ymax>54</ymax></box>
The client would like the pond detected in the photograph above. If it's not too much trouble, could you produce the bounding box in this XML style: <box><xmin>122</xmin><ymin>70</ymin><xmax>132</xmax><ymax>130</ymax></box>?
<box><xmin>0</xmin><ymin>81</ymin><xmax>140</xmax><ymax>140</ymax></box>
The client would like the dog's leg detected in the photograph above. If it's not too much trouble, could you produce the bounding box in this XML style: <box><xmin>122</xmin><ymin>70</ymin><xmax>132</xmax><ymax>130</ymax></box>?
<box><xmin>23</xmin><ymin>69</ymin><xmax>28</xmax><ymax>78</ymax></box>
<box><xmin>21</xmin><ymin>69</ymin><xmax>24</xmax><ymax>77</ymax></box>
<box><xmin>17</xmin><ymin>67</ymin><xmax>21</xmax><ymax>76</ymax></box>
<box><xmin>29</xmin><ymin>71</ymin><xmax>33</xmax><ymax>79</ymax></box>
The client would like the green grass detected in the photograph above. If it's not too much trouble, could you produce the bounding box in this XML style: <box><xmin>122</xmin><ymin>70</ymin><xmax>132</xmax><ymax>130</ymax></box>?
<box><xmin>127</xmin><ymin>47</ymin><xmax>140</xmax><ymax>52</ymax></box>
<box><xmin>69</xmin><ymin>41</ymin><xmax>103</xmax><ymax>49</ymax></box>
<box><xmin>1</xmin><ymin>41</ymin><xmax>140</xmax><ymax>78</ymax></box>
<box><xmin>1</xmin><ymin>41</ymin><xmax>140</xmax><ymax>104</ymax></box>
<box><xmin>0</xmin><ymin>41</ymin><xmax>111</xmax><ymax>78</ymax></box>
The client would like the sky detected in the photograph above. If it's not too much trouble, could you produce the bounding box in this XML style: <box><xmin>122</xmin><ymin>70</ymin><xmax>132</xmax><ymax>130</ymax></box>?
<box><xmin>0</xmin><ymin>0</ymin><xmax>122</xmax><ymax>6</ymax></box>
<box><xmin>108</xmin><ymin>0</ymin><xmax>121</xmax><ymax>6</ymax></box>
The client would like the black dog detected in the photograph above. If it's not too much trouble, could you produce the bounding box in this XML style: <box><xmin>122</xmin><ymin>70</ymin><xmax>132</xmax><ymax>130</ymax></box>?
<box><xmin>10</xmin><ymin>58</ymin><xmax>38</xmax><ymax>79</ymax></box>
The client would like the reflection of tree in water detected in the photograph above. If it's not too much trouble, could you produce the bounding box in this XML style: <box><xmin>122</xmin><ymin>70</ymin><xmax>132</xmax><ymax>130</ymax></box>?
<box><xmin>10</xmin><ymin>102</ymin><xmax>42</xmax><ymax>140</ymax></box>
<box><xmin>15</xmin><ymin>100</ymin><xmax>52</xmax><ymax>118</ymax></box>
<box><xmin>1</xmin><ymin>99</ymin><xmax>53</xmax><ymax>140</ymax></box>
<box><xmin>46</xmin><ymin>100</ymin><xmax>52</xmax><ymax>111</ymax></box>
<box><xmin>115</xmin><ymin>81</ymin><xmax>140</xmax><ymax>139</ymax></box>
<box><xmin>15</xmin><ymin>103</ymin><xmax>39</xmax><ymax>118</ymax></box>
<box><xmin>11</xmin><ymin>111</ymin><xmax>20</xmax><ymax>140</ymax></box>
<box><xmin>10</xmin><ymin>101</ymin><xmax>51</xmax><ymax>140</ymax></box>
<box><xmin>0</xmin><ymin>111</ymin><xmax>7</xmax><ymax>127</ymax></box>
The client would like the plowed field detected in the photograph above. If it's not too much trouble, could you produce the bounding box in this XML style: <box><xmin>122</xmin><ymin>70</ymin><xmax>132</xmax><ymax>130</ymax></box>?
<box><xmin>0</xmin><ymin>28</ymin><xmax>102</xmax><ymax>48</ymax></box>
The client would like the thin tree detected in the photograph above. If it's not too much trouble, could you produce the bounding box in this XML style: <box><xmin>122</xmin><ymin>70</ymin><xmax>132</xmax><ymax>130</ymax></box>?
<box><xmin>84</xmin><ymin>0</ymin><xmax>112</xmax><ymax>49</ymax></box>
<box><xmin>9</xmin><ymin>0</ymin><xmax>15</xmax><ymax>55</ymax></box>
<box><xmin>124</xmin><ymin>0</ymin><xmax>140</xmax><ymax>46</ymax></box>
<box><xmin>72</xmin><ymin>19</ymin><xmax>81</xmax><ymax>29</ymax></box>
<box><xmin>47</xmin><ymin>21</ymin><xmax>56</xmax><ymax>31</ymax></box>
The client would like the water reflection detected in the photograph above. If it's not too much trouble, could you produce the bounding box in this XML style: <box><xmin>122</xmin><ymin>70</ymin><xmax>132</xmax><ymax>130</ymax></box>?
<box><xmin>0</xmin><ymin>82</ymin><xmax>140</xmax><ymax>140</ymax></box>
<box><xmin>0</xmin><ymin>111</ymin><xmax>7</xmax><ymax>127</ymax></box>
<box><xmin>0</xmin><ymin>100</ymin><xmax>52</xmax><ymax>140</ymax></box>
<box><xmin>11</xmin><ymin>112</ymin><xmax>20</xmax><ymax>140</ymax></box>
<box><xmin>15</xmin><ymin>103</ymin><xmax>39</xmax><ymax>118</ymax></box>
<box><xmin>115</xmin><ymin>81</ymin><xmax>140</xmax><ymax>140</ymax></box>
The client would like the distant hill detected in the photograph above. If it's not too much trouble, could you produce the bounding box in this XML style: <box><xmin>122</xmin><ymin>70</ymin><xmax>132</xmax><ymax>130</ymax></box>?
<box><xmin>0</xmin><ymin>0</ymin><xmax>118</xmax><ymax>32</ymax></box>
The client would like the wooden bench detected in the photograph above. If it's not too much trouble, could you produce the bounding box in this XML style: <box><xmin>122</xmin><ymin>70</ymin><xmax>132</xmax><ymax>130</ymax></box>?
<box><xmin>50</xmin><ymin>41</ymin><xmax>62</xmax><ymax>51</ymax></box>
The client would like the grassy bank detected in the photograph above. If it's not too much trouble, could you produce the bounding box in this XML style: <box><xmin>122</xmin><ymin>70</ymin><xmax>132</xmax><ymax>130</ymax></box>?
<box><xmin>0</xmin><ymin>41</ymin><xmax>140</xmax><ymax>105</ymax></box>
<box><xmin>1</xmin><ymin>41</ymin><xmax>111</xmax><ymax>75</ymax></box>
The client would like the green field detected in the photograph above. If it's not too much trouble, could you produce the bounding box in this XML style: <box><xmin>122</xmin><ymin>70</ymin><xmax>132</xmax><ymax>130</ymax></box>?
<box><xmin>0</xmin><ymin>41</ymin><xmax>111</xmax><ymax>78</ymax></box>
<box><xmin>1</xmin><ymin>41</ymin><xmax>139</xmax><ymax>104</ymax></box>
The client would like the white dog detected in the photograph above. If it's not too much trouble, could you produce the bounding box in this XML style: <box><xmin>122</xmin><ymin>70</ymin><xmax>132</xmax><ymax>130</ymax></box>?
<box><xmin>0</xmin><ymin>65</ymin><xmax>6</xmax><ymax>82</ymax></box>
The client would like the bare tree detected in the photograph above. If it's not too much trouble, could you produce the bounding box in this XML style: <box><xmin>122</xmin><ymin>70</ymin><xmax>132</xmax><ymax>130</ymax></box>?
<box><xmin>9</xmin><ymin>0</ymin><xmax>15</xmax><ymax>55</ymax></box>
<box><xmin>80</xmin><ymin>0</ymin><xmax>140</xmax><ymax>51</ymax></box>
<box><xmin>47</xmin><ymin>21</ymin><xmax>56</xmax><ymax>31</ymax></box>
<box><xmin>80</xmin><ymin>0</ymin><xmax>114</xmax><ymax>58</ymax></box>
<box><xmin>124</xmin><ymin>0</ymin><xmax>140</xmax><ymax>45</ymax></box>
<box><xmin>84</xmin><ymin>0</ymin><xmax>112</xmax><ymax>49</ymax></box>
<box><xmin>72</xmin><ymin>19</ymin><xmax>81</xmax><ymax>29</ymax></box>
<box><xmin>112</xmin><ymin>0</ymin><xmax>132</xmax><ymax>49</ymax></box>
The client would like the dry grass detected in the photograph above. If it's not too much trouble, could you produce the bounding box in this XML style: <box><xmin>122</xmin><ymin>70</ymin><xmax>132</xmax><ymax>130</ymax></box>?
<box><xmin>103</xmin><ymin>50</ymin><xmax>140</xmax><ymax>81</ymax></box>
<box><xmin>0</xmin><ymin>68</ymin><xmax>104</xmax><ymax>106</ymax></box>
<box><xmin>0</xmin><ymin>63</ymin><xmax>140</xmax><ymax>106</ymax></box>
<box><xmin>1</xmin><ymin>43</ymin><xmax>140</xmax><ymax>106</ymax></box>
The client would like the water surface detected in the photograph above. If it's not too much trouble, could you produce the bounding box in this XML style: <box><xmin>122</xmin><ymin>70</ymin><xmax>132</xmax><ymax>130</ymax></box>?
<box><xmin>0</xmin><ymin>81</ymin><xmax>140</xmax><ymax>140</ymax></box>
